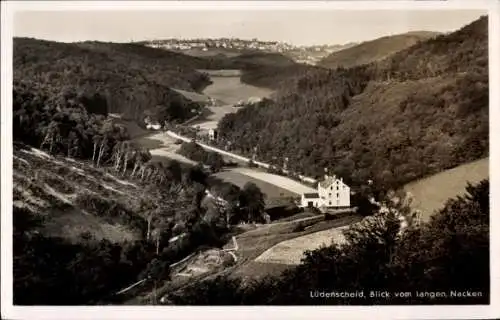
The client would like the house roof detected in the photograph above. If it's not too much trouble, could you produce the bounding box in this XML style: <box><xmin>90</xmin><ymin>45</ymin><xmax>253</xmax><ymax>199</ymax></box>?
<box><xmin>319</xmin><ymin>175</ymin><xmax>340</xmax><ymax>188</ymax></box>
<box><xmin>303</xmin><ymin>193</ymin><xmax>320</xmax><ymax>199</ymax></box>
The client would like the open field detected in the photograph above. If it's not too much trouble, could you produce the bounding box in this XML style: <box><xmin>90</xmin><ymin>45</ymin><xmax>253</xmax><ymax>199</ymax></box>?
<box><xmin>227</xmin><ymin>213</ymin><xmax>361</xmax><ymax>280</ymax></box>
<box><xmin>200</xmin><ymin>71</ymin><xmax>273</xmax><ymax>105</ymax></box>
<box><xmin>171</xmin><ymin>88</ymin><xmax>211</xmax><ymax>104</ymax></box>
<box><xmin>229</xmin><ymin>167</ymin><xmax>317</xmax><ymax>194</ymax></box>
<box><xmin>212</xmin><ymin>169</ymin><xmax>298</xmax><ymax>205</ymax></box>
<box><xmin>255</xmin><ymin>226</ymin><xmax>349</xmax><ymax>265</ymax></box>
<box><xmin>404</xmin><ymin>157</ymin><xmax>489</xmax><ymax>221</ymax></box>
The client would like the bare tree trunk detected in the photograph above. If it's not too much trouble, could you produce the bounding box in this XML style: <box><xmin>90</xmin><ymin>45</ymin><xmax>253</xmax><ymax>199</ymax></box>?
<box><xmin>147</xmin><ymin>215</ymin><xmax>152</xmax><ymax>241</ymax></box>
<box><xmin>49</xmin><ymin>137</ymin><xmax>54</xmax><ymax>154</ymax></box>
<box><xmin>153</xmin><ymin>281</ymin><xmax>157</xmax><ymax>305</ymax></box>
<box><xmin>122</xmin><ymin>152</ymin><xmax>129</xmax><ymax>176</ymax></box>
<box><xmin>97</xmin><ymin>138</ymin><xmax>107</xmax><ymax>168</ymax></box>
<box><xmin>156</xmin><ymin>236</ymin><xmax>160</xmax><ymax>255</ymax></box>
<box><xmin>92</xmin><ymin>142</ymin><xmax>98</xmax><ymax>163</ymax></box>
<box><xmin>131</xmin><ymin>162</ymin><xmax>139</xmax><ymax>177</ymax></box>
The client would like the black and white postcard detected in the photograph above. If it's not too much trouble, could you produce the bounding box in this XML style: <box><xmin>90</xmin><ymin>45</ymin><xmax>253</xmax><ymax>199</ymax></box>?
<box><xmin>1</xmin><ymin>1</ymin><xmax>499</xmax><ymax>319</ymax></box>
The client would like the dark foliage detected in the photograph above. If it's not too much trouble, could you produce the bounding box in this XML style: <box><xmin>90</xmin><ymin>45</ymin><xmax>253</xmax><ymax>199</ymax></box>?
<box><xmin>13</xmin><ymin>209</ymin><xmax>157</xmax><ymax>305</ymax></box>
<box><xmin>168</xmin><ymin>180</ymin><xmax>489</xmax><ymax>305</ymax></box>
<box><xmin>75</xmin><ymin>193</ymin><xmax>148</xmax><ymax>234</ymax></box>
<box><xmin>14</xmin><ymin>38</ymin><xmax>209</xmax><ymax>124</ymax></box>
<box><xmin>218</xmin><ymin>17</ymin><xmax>488</xmax><ymax>190</ymax></box>
<box><xmin>177</xmin><ymin>141</ymin><xmax>225</xmax><ymax>172</ymax></box>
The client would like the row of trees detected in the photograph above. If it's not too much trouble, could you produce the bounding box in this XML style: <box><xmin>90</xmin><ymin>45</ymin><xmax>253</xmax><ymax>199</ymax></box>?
<box><xmin>168</xmin><ymin>180</ymin><xmax>490</xmax><ymax>305</ymax></box>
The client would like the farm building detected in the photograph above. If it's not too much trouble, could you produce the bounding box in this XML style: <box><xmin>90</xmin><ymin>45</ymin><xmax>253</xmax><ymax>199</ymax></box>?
<box><xmin>300</xmin><ymin>173</ymin><xmax>350</xmax><ymax>209</ymax></box>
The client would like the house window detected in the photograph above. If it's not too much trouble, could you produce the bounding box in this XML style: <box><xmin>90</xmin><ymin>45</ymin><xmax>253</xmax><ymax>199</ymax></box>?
<box><xmin>336</xmin><ymin>193</ymin><xmax>339</xmax><ymax>198</ymax></box>
<box><xmin>330</xmin><ymin>186</ymin><xmax>333</xmax><ymax>190</ymax></box>
<box><xmin>328</xmin><ymin>193</ymin><xmax>332</xmax><ymax>197</ymax></box>
<box><xmin>329</xmin><ymin>201</ymin><xmax>332</xmax><ymax>206</ymax></box>
<box><xmin>336</xmin><ymin>186</ymin><xmax>339</xmax><ymax>190</ymax></box>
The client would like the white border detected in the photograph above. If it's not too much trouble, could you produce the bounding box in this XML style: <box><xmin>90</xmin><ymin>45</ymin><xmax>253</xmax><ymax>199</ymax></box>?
<box><xmin>1</xmin><ymin>1</ymin><xmax>499</xmax><ymax>320</ymax></box>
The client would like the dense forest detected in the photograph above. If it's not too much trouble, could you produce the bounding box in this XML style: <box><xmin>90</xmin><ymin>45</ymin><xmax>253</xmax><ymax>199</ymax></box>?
<box><xmin>217</xmin><ymin>16</ymin><xmax>489</xmax><ymax>190</ymax></box>
<box><xmin>317</xmin><ymin>31</ymin><xmax>439</xmax><ymax>69</ymax></box>
<box><xmin>14</xmin><ymin>38</ymin><xmax>216</xmax><ymax>124</ymax></box>
<box><xmin>168</xmin><ymin>180</ymin><xmax>490</xmax><ymax>305</ymax></box>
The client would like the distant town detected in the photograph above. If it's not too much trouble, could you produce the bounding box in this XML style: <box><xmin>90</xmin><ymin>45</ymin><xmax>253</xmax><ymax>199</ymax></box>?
<box><xmin>139</xmin><ymin>38</ymin><xmax>356</xmax><ymax>65</ymax></box>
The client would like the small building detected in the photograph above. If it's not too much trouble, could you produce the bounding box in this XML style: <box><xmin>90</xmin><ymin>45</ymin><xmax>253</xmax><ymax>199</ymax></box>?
<box><xmin>301</xmin><ymin>193</ymin><xmax>320</xmax><ymax>208</ymax></box>
<box><xmin>208</xmin><ymin>129</ymin><xmax>217</xmax><ymax>141</ymax></box>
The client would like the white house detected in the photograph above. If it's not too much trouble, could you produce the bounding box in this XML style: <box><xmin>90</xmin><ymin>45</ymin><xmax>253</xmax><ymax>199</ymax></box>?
<box><xmin>144</xmin><ymin>116</ymin><xmax>162</xmax><ymax>130</ymax></box>
<box><xmin>300</xmin><ymin>173</ymin><xmax>350</xmax><ymax>209</ymax></box>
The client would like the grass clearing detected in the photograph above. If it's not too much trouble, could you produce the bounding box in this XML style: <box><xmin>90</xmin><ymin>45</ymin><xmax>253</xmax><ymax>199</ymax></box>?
<box><xmin>212</xmin><ymin>169</ymin><xmax>298</xmax><ymax>204</ymax></box>
<box><xmin>229</xmin><ymin>167</ymin><xmax>317</xmax><ymax>195</ymax></box>
<box><xmin>228</xmin><ymin>213</ymin><xmax>361</xmax><ymax>279</ymax></box>
<box><xmin>404</xmin><ymin>157</ymin><xmax>489</xmax><ymax>221</ymax></box>
<box><xmin>201</xmin><ymin>72</ymin><xmax>273</xmax><ymax>105</ymax></box>
<box><xmin>254</xmin><ymin>226</ymin><xmax>349</xmax><ymax>265</ymax></box>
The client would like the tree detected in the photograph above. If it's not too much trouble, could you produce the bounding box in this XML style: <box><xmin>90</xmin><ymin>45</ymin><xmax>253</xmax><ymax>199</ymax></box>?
<box><xmin>165</xmin><ymin>180</ymin><xmax>489</xmax><ymax>305</ymax></box>
<box><xmin>240</xmin><ymin>182</ymin><xmax>266</xmax><ymax>223</ymax></box>
<box><xmin>206</xmin><ymin>152</ymin><xmax>225</xmax><ymax>173</ymax></box>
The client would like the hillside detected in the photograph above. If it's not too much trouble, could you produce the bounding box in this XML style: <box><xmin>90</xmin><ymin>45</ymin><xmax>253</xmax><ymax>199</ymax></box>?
<box><xmin>317</xmin><ymin>31</ymin><xmax>439</xmax><ymax>69</ymax></box>
<box><xmin>216</xmin><ymin>17</ymin><xmax>488</xmax><ymax>194</ymax></box>
<box><xmin>14</xmin><ymin>38</ymin><xmax>219</xmax><ymax>124</ymax></box>
<box><xmin>231</xmin><ymin>52</ymin><xmax>297</xmax><ymax>67</ymax></box>
<box><xmin>404</xmin><ymin>157</ymin><xmax>489</xmax><ymax>221</ymax></box>
<box><xmin>12</xmin><ymin>72</ymin><xmax>238</xmax><ymax>304</ymax></box>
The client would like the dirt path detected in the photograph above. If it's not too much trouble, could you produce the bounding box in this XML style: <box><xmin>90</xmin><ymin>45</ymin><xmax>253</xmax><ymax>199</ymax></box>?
<box><xmin>144</xmin><ymin>132</ymin><xmax>198</xmax><ymax>166</ymax></box>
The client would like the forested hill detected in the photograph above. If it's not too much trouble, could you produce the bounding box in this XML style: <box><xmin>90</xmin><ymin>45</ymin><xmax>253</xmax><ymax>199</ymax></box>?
<box><xmin>317</xmin><ymin>31</ymin><xmax>439</xmax><ymax>69</ymax></box>
<box><xmin>217</xmin><ymin>16</ymin><xmax>488</xmax><ymax>190</ymax></box>
<box><xmin>13</xmin><ymin>38</ymin><xmax>225</xmax><ymax>123</ymax></box>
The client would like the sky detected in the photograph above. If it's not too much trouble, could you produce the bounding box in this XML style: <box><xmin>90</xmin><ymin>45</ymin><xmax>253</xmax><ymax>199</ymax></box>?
<box><xmin>14</xmin><ymin>9</ymin><xmax>485</xmax><ymax>46</ymax></box>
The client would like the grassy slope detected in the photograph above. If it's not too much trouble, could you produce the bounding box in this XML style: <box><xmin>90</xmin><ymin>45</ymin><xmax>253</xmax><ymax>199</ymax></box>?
<box><xmin>131</xmin><ymin>213</ymin><xmax>360</xmax><ymax>303</ymax></box>
<box><xmin>13</xmin><ymin>145</ymin><xmax>147</xmax><ymax>243</ymax></box>
<box><xmin>318</xmin><ymin>31</ymin><xmax>439</xmax><ymax>69</ymax></box>
<box><xmin>212</xmin><ymin>170</ymin><xmax>297</xmax><ymax>205</ymax></box>
<box><xmin>404</xmin><ymin>157</ymin><xmax>489</xmax><ymax>221</ymax></box>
